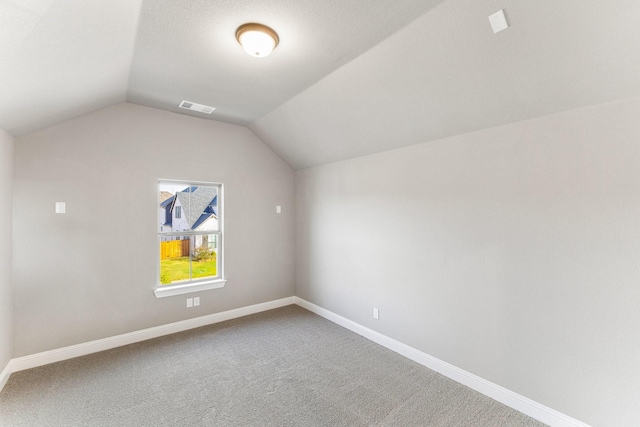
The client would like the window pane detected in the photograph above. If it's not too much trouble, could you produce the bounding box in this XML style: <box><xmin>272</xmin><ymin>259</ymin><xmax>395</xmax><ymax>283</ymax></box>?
<box><xmin>158</xmin><ymin>183</ymin><xmax>219</xmax><ymax>234</ymax></box>
<box><xmin>158</xmin><ymin>180</ymin><xmax>222</xmax><ymax>290</ymax></box>
<box><xmin>192</xmin><ymin>234</ymin><xmax>218</xmax><ymax>279</ymax></box>
<box><xmin>159</xmin><ymin>236</ymin><xmax>192</xmax><ymax>285</ymax></box>
<box><xmin>159</xmin><ymin>234</ymin><xmax>218</xmax><ymax>286</ymax></box>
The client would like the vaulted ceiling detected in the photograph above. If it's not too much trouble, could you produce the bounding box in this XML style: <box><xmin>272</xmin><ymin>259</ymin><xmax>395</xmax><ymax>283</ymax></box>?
<box><xmin>2</xmin><ymin>0</ymin><xmax>639</xmax><ymax>169</ymax></box>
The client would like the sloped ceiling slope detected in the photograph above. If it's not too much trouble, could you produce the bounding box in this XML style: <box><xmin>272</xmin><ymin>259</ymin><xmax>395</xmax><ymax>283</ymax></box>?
<box><xmin>0</xmin><ymin>0</ymin><xmax>143</xmax><ymax>136</ymax></box>
<box><xmin>2</xmin><ymin>0</ymin><xmax>640</xmax><ymax>170</ymax></box>
<box><xmin>0</xmin><ymin>0</ymin><xmax>443</xmax><ymax>137</ymax></box>
<box><xmin>126</xmin><ymin>0</ymin><xmax>444</xmax><ymax>126</ymax></box>
<box><xmin>251</xmin><ymin>0</ymin><xmax>640</xmax><ymax>169</ymax></box>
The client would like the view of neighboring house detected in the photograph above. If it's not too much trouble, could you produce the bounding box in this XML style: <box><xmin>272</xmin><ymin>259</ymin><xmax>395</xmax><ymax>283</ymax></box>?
<box><xmin>159</xmin><ymin>186</ymin><xmax>218</xmax><ymax>239</ymax></box>
<box><xmin>157</xmin><ymin>184</ymin><xmax>220</xmax><ymax>283</ymax></box>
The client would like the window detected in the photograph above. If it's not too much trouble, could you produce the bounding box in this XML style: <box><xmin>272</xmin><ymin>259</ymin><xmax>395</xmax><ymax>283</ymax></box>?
<box><xmin>155</xmin><ymin>180</ymin><xmax>225</xmax><ymax>298</ymax></box>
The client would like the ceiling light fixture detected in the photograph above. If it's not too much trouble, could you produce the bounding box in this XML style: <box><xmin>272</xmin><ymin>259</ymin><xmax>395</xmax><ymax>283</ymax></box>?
<box><xmin>236</xmin><ymin>23</ymin><xmax>279</xmax><ymax>58</ymax></box>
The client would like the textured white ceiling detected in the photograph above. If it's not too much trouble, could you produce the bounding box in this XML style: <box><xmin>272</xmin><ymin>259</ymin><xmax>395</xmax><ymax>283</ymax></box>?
<box><xmin>1</xmin><ymin>0</ymin><xmax>639</xmax><ymax>170</ymax></box>
<box><xmin>252</xmin><ymin>0</ymin><xmax>640</xmax><ymax>169</ymax></box>
<box><xmin>0</xmin><ymin>0</ymin><xmax>142</xmax><ymax>135</ymax></box>
<box><xmin>126</xmin><ymin>0</ymin><xmax>444</xmax><ymax>125</ymax></box>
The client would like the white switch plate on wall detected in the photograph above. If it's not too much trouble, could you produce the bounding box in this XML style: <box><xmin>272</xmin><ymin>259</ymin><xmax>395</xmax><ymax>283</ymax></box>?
<box><xmin>489</xmin><ymin>9</ymin><xmax>509</xmax><ymax>34</ymax></box>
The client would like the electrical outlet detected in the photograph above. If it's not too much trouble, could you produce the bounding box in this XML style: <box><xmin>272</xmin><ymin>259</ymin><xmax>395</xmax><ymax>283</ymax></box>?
<box><xmin>373</xmin><ymin>308</ymin><xmax>379</xmax><ymax>319</ymax></box>
<box><xmin>194</xmin><ymin>296</ymin><xmax>200</xmax><ymax>306</ymax></box>
<box><xmin>187</xmin><ymin>298</ymin><xmax>193</xmax><ymax>308</ymax></box>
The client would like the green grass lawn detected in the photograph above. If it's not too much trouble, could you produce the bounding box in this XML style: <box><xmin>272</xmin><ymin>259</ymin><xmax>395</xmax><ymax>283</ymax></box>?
<box><xmin>160</xmin><ymin>257</ymin><xmax>217</xmax><ymax>285</ymax></box>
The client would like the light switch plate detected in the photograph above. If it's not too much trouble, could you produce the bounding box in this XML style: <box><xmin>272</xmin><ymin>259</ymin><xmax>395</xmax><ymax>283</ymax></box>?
<box><xmin>489</xmin><ymin>9</ymin><xmax>509</xmax><ymax>34</ymax></box>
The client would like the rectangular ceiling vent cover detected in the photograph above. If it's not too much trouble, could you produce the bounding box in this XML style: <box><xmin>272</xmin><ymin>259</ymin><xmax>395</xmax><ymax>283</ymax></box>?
<box><xmin>179</xmin><ymin>100</ymin><xmax>216</xmax><ymax>114</ymax></box>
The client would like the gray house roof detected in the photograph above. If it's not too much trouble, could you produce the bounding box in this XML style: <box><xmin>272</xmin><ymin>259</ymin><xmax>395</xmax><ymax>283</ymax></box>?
<box><xmin>175</xmin><ymin>186</ymin><xmax>217</xmax><ymax>230</ymax></box>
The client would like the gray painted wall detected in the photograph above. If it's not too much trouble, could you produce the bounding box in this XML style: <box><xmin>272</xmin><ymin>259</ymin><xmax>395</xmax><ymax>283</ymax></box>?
<box><xmin>13</xmin><ymin>103</ymin><xmax>295</xmax><ymax>357</ymax></box>
<box><xmin>295</xmin><ymin>97</ymin><xmax>640</xmax><ymax>427</ymax></box>
<box><xmin>0</xmin><ymin>129</ymin><xmax>13</xmax><ymax>371</ymax></box>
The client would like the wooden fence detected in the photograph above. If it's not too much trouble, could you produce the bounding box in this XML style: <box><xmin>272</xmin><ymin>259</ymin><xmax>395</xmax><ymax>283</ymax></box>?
<box><xmin>160</xmin><ymin>239</ymin><xmax>190</xmax><ymax>259</ymax></box>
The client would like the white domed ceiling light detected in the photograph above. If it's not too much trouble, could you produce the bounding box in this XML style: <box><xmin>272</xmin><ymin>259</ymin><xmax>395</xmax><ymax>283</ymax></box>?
<box><xmin>236</xmin><ymin>23</ymin><xmax>279</xmax><ymax>58</ymax></box>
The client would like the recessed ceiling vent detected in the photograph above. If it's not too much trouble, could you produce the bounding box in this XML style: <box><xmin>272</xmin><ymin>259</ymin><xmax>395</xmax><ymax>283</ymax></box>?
<box><xmin>179</xmin><ymin>100</ymin><xmax>216</xmax><ymax>114</ymax></box>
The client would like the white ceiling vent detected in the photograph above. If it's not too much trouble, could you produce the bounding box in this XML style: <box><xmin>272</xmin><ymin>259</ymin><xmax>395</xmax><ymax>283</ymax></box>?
<box><xmin>179</xmin><ymin>100</ymin><xmax>216</xmax><ymax>114</ymax></box>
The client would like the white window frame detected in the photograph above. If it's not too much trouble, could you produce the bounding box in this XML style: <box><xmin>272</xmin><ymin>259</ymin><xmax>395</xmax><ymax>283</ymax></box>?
<box><xmin>154</xmin><ymin>179</ymin><xmax>226</xmax><ymax>298</ymax></box>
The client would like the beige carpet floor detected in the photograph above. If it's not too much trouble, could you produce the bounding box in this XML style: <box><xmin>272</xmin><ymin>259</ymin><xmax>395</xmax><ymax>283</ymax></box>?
<box><xmin>0</xmin><ymin>305</ymin><xmax>546</xmax><ymax>426</ymax></box>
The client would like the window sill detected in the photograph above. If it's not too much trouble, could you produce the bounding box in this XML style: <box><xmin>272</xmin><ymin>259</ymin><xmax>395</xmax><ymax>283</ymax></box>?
<box><xmin>154</xmin><ymin>279</ymin><xmax>227</xmax><ymax>298</ymax></box>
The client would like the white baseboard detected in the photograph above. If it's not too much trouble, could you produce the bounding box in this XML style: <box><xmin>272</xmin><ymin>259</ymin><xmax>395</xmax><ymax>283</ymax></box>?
<box><xmin>294</xmin><ymin>297</ymin><xmax>590</xmax><ymax>427</ymax></box>
<box><xmin>1</xmin><ymin>295</ymin><xmax>590</xmax><ymax>427</ymax></box>
<box><xmin>9</xmin><ymin>296</ymin><xmax>295</xmax><ymax>375</ymax></box>
<box><xmin>0</xmin><ymin>359</ymin><xmax>12</xmax><ymax>391</ymax></box>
